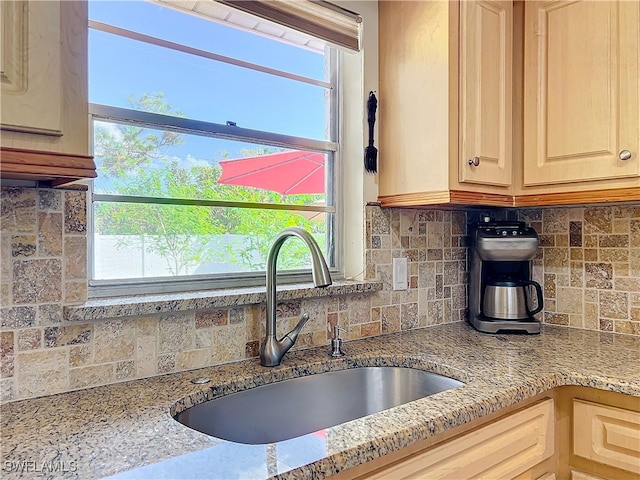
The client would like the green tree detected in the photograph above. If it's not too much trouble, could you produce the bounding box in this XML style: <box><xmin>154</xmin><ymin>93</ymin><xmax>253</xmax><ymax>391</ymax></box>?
<box><xmin>95</xmin><ymin>161</ymin><xmax>225</xmax><ymax>275</ymax></box>
<box><xmin>94</xmin><ymin>93</ymin><xmax>222</xmax><ymax>275</ymax></box>
<box><xmin>95</xmin><ymin>93</ymin><xmax>184</xmax><ymax>177</ymax></box>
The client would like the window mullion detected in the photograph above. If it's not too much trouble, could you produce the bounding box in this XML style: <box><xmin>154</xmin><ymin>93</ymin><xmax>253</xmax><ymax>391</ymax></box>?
<box><xmin>90</xmin><ymin>104</ymin><xmax>337</xmax><ymax>154</ymax></box>
<box><xmin>93</xmin><ymin>193</ymin><xmax>335</xmax><ymax>214</ymax></box>
<box><xmin>89</xmin><ymin>20</ymin><xmax>332</xmax><ymax>89</ymax></box>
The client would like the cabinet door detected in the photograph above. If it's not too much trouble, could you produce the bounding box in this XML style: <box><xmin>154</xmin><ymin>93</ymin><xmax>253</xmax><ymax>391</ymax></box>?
<box><xmin>459</xmin><ymin>0</ymin><xmax>513</xmax><ymax>187</ymax></box>
<box><xmin>378</xmin><ymin>0</ymin><xmax>454</xmax><ymax>200</ymax></box>
<box><xmin>364</xmin><ymin>399</ymin><xmax>554</xmax><ymax>480</ymax></box>
<box><xmin>523</xmin><ymin>0</ymin><xmax>640</xmax><ymax>186</ymax></box>
<box><xmin>573</xmin><ymin>399</ymin><xmax>640</xmax><ymax>475</ymax></box>
<box><xmin>571</xmin><ymin>471</ymin><xmax>605</xmax><ymax>480</ymax></box>
<box><xmin>0</xmin><ymin>0</ymin><xmax>62</xmax><ymax>136</ymax></box>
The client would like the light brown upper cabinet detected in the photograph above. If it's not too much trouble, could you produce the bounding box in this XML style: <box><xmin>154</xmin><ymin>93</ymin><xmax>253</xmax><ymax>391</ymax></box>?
<box><xmin>0</xmin><ymin>0</ymin><xmax>95</xmax><ymax>187</ymax></box>
<box><xmin>378</xmin><ymin>0</ymin><xmax>514</xmax><ymax>208</ymax></box>
<box><xmin>379</xmin><ymin>0</ymin><xmax>640</xmax><ymax>208</ymax></box>
<box><xmin>459</xmin><ymin>0</ymin><xmax>513</xmax><ymax>189</ymax></box>
<box><xmin>1</xmin><ymin>0</ymin><xmax>62</xmax><ymax>136</ymax></box>
<box><xmin>521</xmin><ymin>0</ymin><xmax>639</xmax><ymax>195</ymax></box>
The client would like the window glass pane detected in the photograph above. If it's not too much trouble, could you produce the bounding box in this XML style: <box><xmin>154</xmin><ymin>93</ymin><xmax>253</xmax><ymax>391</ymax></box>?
<box><xmin>89</xmin><ymin>0</ymin><xmax>327</xmax><ymax>81</ymax></box>
<box><xmin>93</xmin><ymin>202</ymin><xmax>330</xmax><ymax>280</ymax></box>
<box><xmin>88</xmin><ymin>0</ymin><xmax>339</xmax><ymax>290</ymax></box>
<box><xmin>89</xmin><ymin>30</ymin><xmax>329</xmax><ymax>140</ymax></box>
<box><xmin>93</xmin><ymin>120</ymin><xmax>330</xmax><ymax>206</ymax></box>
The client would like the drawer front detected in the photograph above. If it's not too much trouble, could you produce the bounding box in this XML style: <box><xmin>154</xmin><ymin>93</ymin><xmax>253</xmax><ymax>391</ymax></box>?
<box><xmin>571</xmin><ymin>471</ymin><xmax>605</xmax><ymax>480</ymax></box>
<box><xmin>573</xmin><ymin>399</ymin><xmax>640</xmax><ymax>475</ymax></box>
<box><xmin>366</xmin><ymin>398</ymin><xmax>554</xmax><ymax>480</ymax></box>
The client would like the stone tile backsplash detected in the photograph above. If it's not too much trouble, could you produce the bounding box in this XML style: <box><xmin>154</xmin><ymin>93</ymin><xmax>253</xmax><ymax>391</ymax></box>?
<box><xmin>365</xmin><ymin>207</ymin><xmax>469</xmax><ymax>330</ymax></box>
<box><xmin>1</xmin><ymin>185</ymin><xmax>639</xmax><ymax>402</ymax></box>
<box><xmin>519</xmin><ymin>205</ymin><xmax>640</xmax><ymax>335</ymax></box>
<box><xmin>1</xmin><ymin>187</ymin><xmax>89</xmax><ymax>401</ymax></box>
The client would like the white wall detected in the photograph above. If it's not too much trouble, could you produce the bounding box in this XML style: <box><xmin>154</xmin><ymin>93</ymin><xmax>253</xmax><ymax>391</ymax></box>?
<box><xmin>335</xmin><ymin>0</ymin><xmax>379</xmax><ymax>279</ymax></box>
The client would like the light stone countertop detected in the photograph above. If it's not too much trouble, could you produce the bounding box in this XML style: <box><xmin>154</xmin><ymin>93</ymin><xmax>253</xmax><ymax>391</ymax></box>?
<box><xmin>2</xmin><ymin>322</ymin><xmax>639</xmax><ymax>480</ymax></box>
<box><xmin>63</xmin><ymin>281</ymin><xmax>382</xmax><ymax>322</ymax></box>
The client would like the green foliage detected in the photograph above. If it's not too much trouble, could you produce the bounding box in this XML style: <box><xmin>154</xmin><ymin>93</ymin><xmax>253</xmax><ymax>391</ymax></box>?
<box><xmin>94</xmin><ymin>161</ymin><xmax>225</xmax><ymax>275</ymax></box>
<box><xmin>95</xmin><ymin>93</ymin><xmax>184</xmax><ymax>178</ymax></box>
<box><xmin>94</xmin><ymin>94</ymin><xmax>328</xmax><ymax>277</ymax></box>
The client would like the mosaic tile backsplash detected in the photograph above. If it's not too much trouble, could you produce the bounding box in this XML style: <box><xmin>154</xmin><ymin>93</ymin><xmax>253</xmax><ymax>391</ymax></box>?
<box><xmin>1</xmin><ymin>186</ymin><xmax>639</xmax><ymax>402</ymax></box>
<box><xmin>518</xmin><ymin>205</ymin><xmax>640</xmax><ymax>335</ymax></box>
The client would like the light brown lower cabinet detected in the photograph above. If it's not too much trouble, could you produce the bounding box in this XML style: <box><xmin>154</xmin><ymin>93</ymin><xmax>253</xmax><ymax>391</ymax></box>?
<box><xmin>335</xmin><ymin>387</ymin><xmax>640</xmax><ymax>480</ymax></box>
<box><xmin>572</xmin><ymin>399</ymin><xmax>640</xmax><ymax>478</ymax></box>
<box><xmin>359</xmin><ymin>399</ymin><xmax>555</xmax><ymax>480</ymax></box>
<box><xmin>571</xmin><ymin>471</ymin><xmax>605</xmax><ymax>480</ymax></box>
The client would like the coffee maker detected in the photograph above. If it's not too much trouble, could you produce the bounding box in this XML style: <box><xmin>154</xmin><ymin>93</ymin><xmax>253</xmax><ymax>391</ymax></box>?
<box><xmin>469</xmin><ymin>218</ymin><xmax>543</xmax><ymax>334</ymax></box>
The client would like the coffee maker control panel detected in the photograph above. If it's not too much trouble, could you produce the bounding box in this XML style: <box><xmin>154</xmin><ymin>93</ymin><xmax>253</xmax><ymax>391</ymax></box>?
<box><xmin>475</xmin><ymin>221</ymin><xmax>539</xmax><ymax>262</ymax></box>
<box><xmin>477</xmin><ymin>221</ymin><xmax>536</xmax><ymax>239</ymax></box>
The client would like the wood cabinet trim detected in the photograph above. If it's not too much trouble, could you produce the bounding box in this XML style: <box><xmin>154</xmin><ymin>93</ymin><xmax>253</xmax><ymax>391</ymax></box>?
<box><xmin>377</xmin><ymin>187</ymin><xmax>640</xmax><ymax>208</ymax></box>
<box><xmin>514</xmin><ymin>187</ymin><xmax>640</xmax><ymax>206</ymax></box>
<box><xmin>378</xmin><ymin>190</ymin><xmax>515</xmax><ymax>207</ymax></box>
<box><xmin>450</xmin><ymin>189</ymin><xmax>514</xmax><ymax>206</ymax></box>
<box><xmin>378</xmin><ymin>191</ymin><xmax>453</xmax><ymax>207</ymax></box>
<box><xmin>0</xmin><ymin>146</ymin><xmax>96</xmax><ymax>187</ymax></box>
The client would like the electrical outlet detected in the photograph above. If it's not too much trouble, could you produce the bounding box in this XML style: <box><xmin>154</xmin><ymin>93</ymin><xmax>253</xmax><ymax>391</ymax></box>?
<box><xmin>392</xmin><ymin>257</ymin><xmax>408</xmax><ymax>291</ymax></box>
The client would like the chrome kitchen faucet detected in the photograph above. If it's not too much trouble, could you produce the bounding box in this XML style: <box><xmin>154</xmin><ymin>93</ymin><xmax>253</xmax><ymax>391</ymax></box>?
<box><xmin>260</xmin><ymin>227</ymin><xmax>332</xmax><ymax>366</ymax></box>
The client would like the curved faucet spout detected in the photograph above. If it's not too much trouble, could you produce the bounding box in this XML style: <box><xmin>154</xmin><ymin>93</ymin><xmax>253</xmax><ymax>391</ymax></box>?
<box><xmin>260</xmin><ymin>227</ymin><xmax>332</xmax><ymax>367</ymax></box>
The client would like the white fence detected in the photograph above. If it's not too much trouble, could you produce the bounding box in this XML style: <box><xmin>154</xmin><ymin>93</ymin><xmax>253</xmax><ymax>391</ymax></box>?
<box><xmin>93</xmin><ymin>234</ymin><xmax>265</xmax><ymax>279</ymax></box>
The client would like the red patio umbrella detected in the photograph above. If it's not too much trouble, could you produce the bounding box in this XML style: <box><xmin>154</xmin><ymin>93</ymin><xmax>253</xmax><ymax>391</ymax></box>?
<box><xmin>217</xmin><ymin>150</ymin><xmax>325</xmax><ymax>195</ymax></box>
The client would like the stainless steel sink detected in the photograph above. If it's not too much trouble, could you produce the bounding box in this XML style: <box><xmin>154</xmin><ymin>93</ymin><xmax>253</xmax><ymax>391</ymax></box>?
<box><xmin>174</xmin><ymin>366</ymin><xmax>463</xmax><ymax>444</ymax></box>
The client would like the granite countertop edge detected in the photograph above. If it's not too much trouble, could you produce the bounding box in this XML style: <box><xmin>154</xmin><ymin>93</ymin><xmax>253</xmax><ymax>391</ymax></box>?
<box><xmin>63</xmin><ymin>280</ymin><xmax>382</xmax><ymax>322</ymax></box>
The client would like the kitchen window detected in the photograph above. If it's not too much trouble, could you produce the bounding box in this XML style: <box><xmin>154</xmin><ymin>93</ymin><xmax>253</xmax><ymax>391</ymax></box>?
<box><xmin>88</xmin><ymin>0</ymin><xmax>359</xmax><ymax>296</ymax></box>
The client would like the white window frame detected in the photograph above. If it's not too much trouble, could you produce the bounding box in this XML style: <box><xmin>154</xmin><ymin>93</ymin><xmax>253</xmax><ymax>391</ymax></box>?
<box><xmin>87</xmin><ymin>12</ymin><xmax>343</xmax><ymax>298</ymax></box>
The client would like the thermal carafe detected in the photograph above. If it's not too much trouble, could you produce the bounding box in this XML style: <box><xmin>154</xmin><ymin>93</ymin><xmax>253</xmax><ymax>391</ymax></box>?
<box><xmin>482</xmin><ymin>279</ymin><xmax>543</xmax><ymax>320</ymax></box>
<box><xmin>469</xmin><ymin>219</ymin><xmax>543</xmax><ymax>334</ymax></box>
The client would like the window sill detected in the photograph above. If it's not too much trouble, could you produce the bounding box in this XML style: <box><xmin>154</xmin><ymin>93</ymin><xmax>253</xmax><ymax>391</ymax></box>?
<box><xmin>63</xmin><ymin>280</ymin><xmax>382</xmax><ymax>322</ymax></box>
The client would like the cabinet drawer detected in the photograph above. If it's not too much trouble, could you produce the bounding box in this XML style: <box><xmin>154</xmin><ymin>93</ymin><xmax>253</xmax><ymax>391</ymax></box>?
<box><xmin>571</xmin><ymin>471</ymin><xmax>605</xmax><ymax>480</ymax></box>
<box><xmin>573</xmin><ymin>399</ymin><xmax>640</xmax><ymax>475</ymax></box>
<box><xmin>365</xmin><ymin>398</ymin><xmax>554</xmax><ymax>480</ymax></box>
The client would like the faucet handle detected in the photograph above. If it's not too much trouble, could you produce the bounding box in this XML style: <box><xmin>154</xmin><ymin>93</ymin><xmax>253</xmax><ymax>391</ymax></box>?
<box><xmin>285</xmin><ymin>313</ymin><xmax>309</xmax><ymax>342</ymax></box>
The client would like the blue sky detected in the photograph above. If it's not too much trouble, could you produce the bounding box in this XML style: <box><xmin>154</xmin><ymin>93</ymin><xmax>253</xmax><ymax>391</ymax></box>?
<box><xmin>88</xmin><ymin>0</ymin><xmax>328</xmax><ymax>164</ymax></box>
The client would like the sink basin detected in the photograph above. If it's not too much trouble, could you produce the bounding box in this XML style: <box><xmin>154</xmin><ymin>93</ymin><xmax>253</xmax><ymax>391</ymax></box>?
<box><xmin>174</xmin><ymin>366</ymin><xmax>463</xmax><ymax>444</ymax></box>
